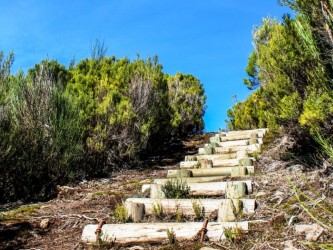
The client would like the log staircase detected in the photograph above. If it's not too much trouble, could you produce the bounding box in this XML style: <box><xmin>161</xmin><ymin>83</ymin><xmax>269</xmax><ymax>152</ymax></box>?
<box><xmin>81</xmin><ymin>128</ymin><xmax>268</xmax><ymax>246</ymax></box>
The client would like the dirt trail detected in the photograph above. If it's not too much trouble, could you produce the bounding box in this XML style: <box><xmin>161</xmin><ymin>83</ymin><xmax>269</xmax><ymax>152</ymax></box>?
<box><xmin>1</xmin><ymin>132</ymin><xmax>333</xmax><ymax>249</ymax></box>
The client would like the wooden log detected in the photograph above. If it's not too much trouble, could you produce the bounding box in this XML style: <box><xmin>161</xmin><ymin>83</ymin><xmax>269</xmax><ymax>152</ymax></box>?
<box><xmin>175</xmin><ymin>169</ymin><xmax>193</xmax><ymax>178</ymax></box>
<box><xmin>183</xmin><ymin>158</ymin><xmax>254</xmax><ymax>168</ymax></box>
<box><xmin>225</xmin><ymin>182</ymin><xmax>247</xmax><ymax>199</ymax></box>
<box><xmin>239</xmin><ymin>158</ymin><xmax>254</xmax><ymax>166</ymax></box>
<box><xmin>218</xmin><ymin>199</ymin><xmax>243</xmax><ymax>222</ymax></box>
<box><xmin>249</xmin><ymin>133</ymin><xmax>258</xmax><ymax>145</ymax></box>
<box><xmin>220</xmin><ymin>133</ymin><xmax>257</xmax><ymax>141</ymax></box>
<box><xmin>218</xmin><ymin>199</ymin><xmax>236</xmax><ymax>222</ymax></box>
<box><xmin>127</xmin><ymin>202</ymin><xmax>145</xmax><ymax>222</ymax></box>
<box><xmin>217</xmin><ymin>140</ymin><xmax>249</xmax><ymax>148</ymax></box>
<box><xmin>198</xmin><ymin>159</ymin><xmax>213</xmax><ymax>168</ymax></box>
<box><xmin>167</xmin><ymin>166</ymin><xmax>254</xmax><ymax>178</ymax></box>
<box><xmin>223</xmin><ymin>128</ymin><xmax>268</xmax><ymax>137</ymax></box>
<box><xmin>236</xmin><ymin>150</ymin><xmax>248</xmax><ymax>159</ymax></box>
<box><xmin>154</xmin><ymin>176</ymin><xmax>229</xmax><ymax>184</ymax></box>
<box><xmin>196</xmin><ymin>153</ymin><xmax>237</xmax><ymax>161</ymax></box>
<box><xmin>214</xmin><ymin>144</ymin><xmax>261</xmax><ymax>154</ymax></box>
<box><xmin>204</xmin><ymin>146</ymin><xmax>214</xmax><ymax>154</ymax></box>
<box><xmin>231</xmin><ymin>166</ymin><xmax>247</xmax><ymax>177</ymax></box>
<box><xmin>210</xmin><ymin>134</ymin><xmax>221</xmax><ymax>143</ymax></box>
<box><xmin>180</xmin><ymin>161</ymin><xmax>200</xmax><ymax>169</ymax></box>
<box><xmin>153</xmin><ymin>178</ymin><xmax>253</xmax><ymax>193</ymax></box>
<box><xmin>212</xmin><ymin>158</ymin><xmax>254</xmax><ymax>167</ymax></box>
<box><xmin>142</xmin><ymin>180</ymin><xmax>252</xmax><ymax>196</ymax></box>
<box><xmin>180</xmin><ymin>158</ymin><xmax>254</xmax><ymax>169</ymax></box>
<box><xmin>150</xmin><ymin>184</ymin><xmax>165</xmax><ymax>199</ymax></box>
<box><xmin>81</xmin><ymin>221</ymin><xmax>249</xmax><ymax>244</ymax></box>
<box><xmin>198</xmin><ymin>148</ymin><xmax>205</xmax><ymax>155</ymax></box>
<box><xmin>125</xmin><ymin>198</ymin><xmax>256</xmax><ymax>217</ymax></box>
<box><xmin>184</xmin><ymin>155</ymin><xmax>197</xmax><ymax>161</ymax></box>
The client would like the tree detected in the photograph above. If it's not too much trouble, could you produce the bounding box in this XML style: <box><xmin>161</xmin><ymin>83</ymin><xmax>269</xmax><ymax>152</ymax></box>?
<box><xmin>167</xmin><ymin>73</ymin><xmax>206</xmax><ymax>135</ymax></box>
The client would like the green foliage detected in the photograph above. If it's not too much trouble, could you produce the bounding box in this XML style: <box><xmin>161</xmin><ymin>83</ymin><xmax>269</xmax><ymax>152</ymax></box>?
<box><xmin>112</xmin><ymin>204</ymin><xmax>128</xmax><ymax>223</ymax></box>
<box><xmin>0</xmin><ymin>204</ymin><xmax>40</xmax><ymax>221</ymax></box>
<box><xmin>313</xmin><ymin>132</ymin><xmax>333</xmax><ymax>159</ymax></box>
<box><xmin>0</xmin><ymin>52</ymin><xmax>206</xmax><ymax>203</ymax></box>
<box><xmin>0</xmin><ymin>59</ymin><xmax>84</xmax><ymax>202</ymax></box>
<box><xmin>166</xmin><ymin>228</ymin><xmax>176</xmax><ymax>245</ymax></box>
<box><xmin>227</xmin><ymin>4</ymin><xmax>333</xmax><ymax>143</ymax></box>
<box><xmin>167</xmin><ymin>73</ymin><xmax>206</xmax><ymax>134</ymax></box>
<box><xmin>161</xmin><ymin>179</ymin><xmax>190</xmax><ymax>199</ymax></box>
<box><xmin>223</xmin><ymin>226</ymin><xmax>246</xmax><ymax>243</ymax></box>
<box><xmin>192</xmin><ymin>200</ymin><xmax>204</xmax><ymax>220</ymax></box>
<box><xmin>152</xmin><ymin>202</ymin><xmax>164</xmax><ymax>219</ymax></box>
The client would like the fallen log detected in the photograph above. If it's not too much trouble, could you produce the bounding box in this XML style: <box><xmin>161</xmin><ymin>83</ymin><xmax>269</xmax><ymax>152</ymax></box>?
<box><xmin>124</xmin><ymin>198</ymin><xmax>256</xmax><ymax>218</ymax></box>
<box><xmin>167</xmin><ymin>166</ymin><xmax>254</xmax><ymax>178</ymax></box>
<box><xmin>142</xmin><ymin>180</ymin><xmax>252</xmax><ymax>196</ymax></box>
<box><xmin>81</xmin><ymin>221</ymin><xmax>249</xmax><ymax>244</ymax></box>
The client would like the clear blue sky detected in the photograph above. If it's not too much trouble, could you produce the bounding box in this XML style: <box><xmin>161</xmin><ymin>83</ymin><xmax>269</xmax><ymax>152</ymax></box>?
<box><xmin>0</xmin><ymin>0</ymin><xmax>291</xmax><ymax>132</ymax></box>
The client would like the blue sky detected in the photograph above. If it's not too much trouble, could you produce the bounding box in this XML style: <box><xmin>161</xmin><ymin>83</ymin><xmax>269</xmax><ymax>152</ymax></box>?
<box><xmin>0</xmin><ymin>0</ymin><xmax>291</xmax><ymax>131</ymax></box>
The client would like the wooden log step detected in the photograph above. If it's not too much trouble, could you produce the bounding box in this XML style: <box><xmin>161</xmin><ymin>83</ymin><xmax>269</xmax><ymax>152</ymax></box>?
<box><xmin>179</xmin><ymin>158</ymin><xmax>254</xmax><ymax>169</ymax></box>
<box><xmin>141</xmin><ymin>180</ymin><xmax>253</xmax><ymax>196</ymax></box>
<box><xmin>125</xmin><ymin>198</ymin><xmax>256</xmax><ymax>218</ymax></box>
<box><xmin>195</xmin><ymin>153</ymin><xmax>237</xmax><ymax>161</ymax></box>
<box><xmin>153</xmin><ymin>176</ymin><xmax>229</xmax><ymax>184</ymax></box>
<box><xmin>219</xmin><ymin>133</ymin><xmax>257</xmax><ymax>142</ymax></box>
<box><xmin>167</xmin><ymin>166</ymin><xmax>254</xmax><ymax>178</ymax></box>
<box><xmin>213</xmin><ymin>144</ymin><xmax>261</xmax><ymax>154</ymax></box>
<box><xmin>221</xmin><ymin>128</ymin><xmax>268</xmax><ymax>137</ymax></box>
<box><xmin>81</xmin><ymin>221</ymin><xmax>249</xmax><ymax>244</ymax></box>
<box><xmin>216</xmin><ymin>140</ymin><xmax>252</xmax><ymax>148</ymax></box>
<box><xmin>180</xmin><ymin>161</ymin><xmax>200</xmax><ymax>169</ymax></box>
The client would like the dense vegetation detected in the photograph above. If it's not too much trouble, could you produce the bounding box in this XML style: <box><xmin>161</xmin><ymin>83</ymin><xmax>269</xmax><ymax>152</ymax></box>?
<box><xmin>0</xmin><ymin>52</ymin><xmax>206</xmax><ymax>203</ymax></box>
<box><xmin>227</xmin><ymin>0</ymin><xmax>333</xmax><ymax>156</ymax></box>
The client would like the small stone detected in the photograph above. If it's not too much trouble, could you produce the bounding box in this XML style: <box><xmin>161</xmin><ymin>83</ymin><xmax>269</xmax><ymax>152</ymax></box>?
<box><xmin>255</xmin><ymin>191</ymin><xmax>267</xmax><ymax>198</ymax></box>
<box><xmin>286</xmin><ymin>164</ymin><xmax>303</xmax><ymax>172</ymax></box>
<box><xmin>40</xmin><ymin>219</ymin><xmax>49</xmax><ymax>229</ymax></box>
<box><xmin>283</xmin><ymin>240</ymin><xmax>300</xmax><ymax>250</ymax></box>
<box><xmin>275</xmin><ymin>191</ymin><xmax>284</xmax><ymax>197</ymax></box>
<box><xmin>295</xmin><ymin>224</ymin><xmax>324</xmax><ymax>241</ymax></box>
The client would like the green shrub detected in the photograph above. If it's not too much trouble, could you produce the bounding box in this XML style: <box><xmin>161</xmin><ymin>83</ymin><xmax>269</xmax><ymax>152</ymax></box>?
<box><xmin>161</xmin><ymin>179</ymin><xmax>190</xmax><ymax>199</ymax></box>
